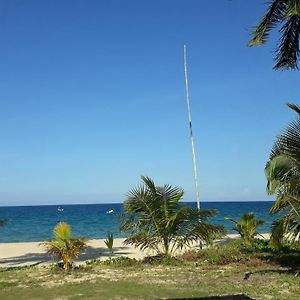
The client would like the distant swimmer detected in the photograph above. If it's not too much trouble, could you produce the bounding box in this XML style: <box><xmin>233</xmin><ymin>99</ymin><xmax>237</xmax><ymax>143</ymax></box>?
<box><xmin>106</xmin><ymin>209</ymin><xmax>114</xmax><ymax>214</ymax></box>
<box><xmin>57</xmin><ymin>207</ymin><xmax>64</xmax><ymax>212</ymax></box>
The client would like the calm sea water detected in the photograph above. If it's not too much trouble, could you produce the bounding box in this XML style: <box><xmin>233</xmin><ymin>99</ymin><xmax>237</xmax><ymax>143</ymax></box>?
<box><xmin>0</xmin><ymin>201</ymin><xmax>276</xmax><ymax>243</ymax></box>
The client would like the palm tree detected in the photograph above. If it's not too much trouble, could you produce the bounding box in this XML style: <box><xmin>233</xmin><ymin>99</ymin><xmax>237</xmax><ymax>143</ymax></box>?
<box><xmin>265</xmin><ymin>103</ymin><xmax>300</xmax><ymax>245</ymax></box>
<box><xmin>225</xmin><ymin>213</ymin><xmax>265</xmax><ymax>245</ymax></box>
<box><xmin>248</xmin><ymin>0</ymin><xmax>300</xmax><ymax>70</ymax></box>
<box><xmin>119</xmin><ymin>176</ymin><xmax>225</xmax><ymax>256</ymax></box>
<box><xmin>43</xmin><ymin>222</ymin><xmax>87</xmax><ymax>271</ymax></box>
<box><xmin>104</xmin><ymin>233</ymin><xmax>114</xmax><ymax>258</ymax></box>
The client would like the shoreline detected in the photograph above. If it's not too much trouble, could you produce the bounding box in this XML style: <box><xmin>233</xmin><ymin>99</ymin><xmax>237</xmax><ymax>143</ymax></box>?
<box><xmin>0</xmin><ymin>234</ymin><xmax>270</xmax><ymax>268</ymax></box>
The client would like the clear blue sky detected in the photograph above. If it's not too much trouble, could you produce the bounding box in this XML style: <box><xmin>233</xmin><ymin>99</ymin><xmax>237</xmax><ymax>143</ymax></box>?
<box><xmin>0</xmin><ymin>0</ymin><xmax>299</xmax><ymax>206</ymax></box>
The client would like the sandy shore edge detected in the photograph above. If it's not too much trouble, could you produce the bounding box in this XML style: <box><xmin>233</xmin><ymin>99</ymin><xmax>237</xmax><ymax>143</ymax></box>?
<box><xmin>0</xmin><ymin>234</ymin><xmax>270</xmax><ymax>268</ymax></box>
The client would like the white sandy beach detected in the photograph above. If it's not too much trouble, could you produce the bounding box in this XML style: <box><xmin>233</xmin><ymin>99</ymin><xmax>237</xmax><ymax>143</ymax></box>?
<box><xmin>0</xmin><ymin>234</ymin><xmax>270</xmax><ymax>268</ymax></box>
<box><xmin>0</xmin><ymin>238</ymin><xmax>144</xmax><ymax>268</ymax></box>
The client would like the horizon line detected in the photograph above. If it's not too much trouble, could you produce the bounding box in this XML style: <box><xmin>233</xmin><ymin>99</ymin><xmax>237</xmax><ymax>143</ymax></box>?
<box><xmin>0</xmin><ymin>199</ymin><xmax>274</xmax><ymax>208</ymax></box>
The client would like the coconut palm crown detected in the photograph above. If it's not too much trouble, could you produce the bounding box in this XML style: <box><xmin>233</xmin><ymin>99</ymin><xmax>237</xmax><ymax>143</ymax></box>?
<box><xmin>248</xmin><ymin>0</ymin><xmax>300</xmax><ymax>70</ymax></box>
<box><xmin>265</xmin><ymin>103</ymin><xmax>300</xmax><ymax>245</ymax></box>
<box><xmin>43</xmin><ymin>222</ymin><xmax>87</xmax><ymax>271</ymax></box>
<box><xmin>119</xmin><ymin>176</ymin><xmax>225</xmax><ymax>256</ymax></box>
<box><xmin>225</xmin><ymin>213</ymin><xmax>265</xmax><ymax>245</ymax></box>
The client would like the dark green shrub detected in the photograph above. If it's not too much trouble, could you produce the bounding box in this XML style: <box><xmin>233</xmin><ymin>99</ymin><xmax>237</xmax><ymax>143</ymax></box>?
<box><xmin>245</xmin><ymin>238</ymin><xmax>299</xmax><ymax>254</ymax></box>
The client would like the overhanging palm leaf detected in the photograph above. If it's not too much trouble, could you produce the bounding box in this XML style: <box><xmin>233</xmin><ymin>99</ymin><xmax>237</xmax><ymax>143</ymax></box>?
<box><xmin>119</xmin><ymin>176</ymin><xmax>225</xmax><ymax>255</ymax></box>
<box><xmin>266</xmin><ymin>103</ymin><xmax>300</xmax><ymax>245</ymax></box>
<box><xmin>248</xmin><ymin>0</ymin><xmax>300</xmax><ymax>70</ymax></box>
<box><xmin>248</xmin><ymin>0</ymin><xmax>287</xmax><ymax>46</ymax></box>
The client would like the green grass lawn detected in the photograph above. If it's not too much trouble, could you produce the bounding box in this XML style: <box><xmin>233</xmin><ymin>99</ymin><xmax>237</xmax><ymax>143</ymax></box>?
<box><xmin>0</xmin><ymin>260</ymin><xmax>299</xmax><ymax>300</ymax></box>
<box><xmin>1</xmin><ymin>240</ymin><xmax>300</xmax><ymax>300</ymax></box>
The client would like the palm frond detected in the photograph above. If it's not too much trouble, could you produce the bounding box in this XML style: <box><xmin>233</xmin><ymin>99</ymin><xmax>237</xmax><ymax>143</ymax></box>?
<box><xmin>287</xmin><ymin>102</ymin><xmax>300</xmax><ymax>115</ymax></box>
<box><xmin>248</xmin><ymin>1</ymin><xmax>300</xmax><ymax>69</ymax></box>
<box><xmin>274</xmin><ymin>15</ymin><xmax>300</xmax><ymax>69</ymax></box>
<box><xmin>123</xmin><ymin>234</ymin><xmax>159</xmax><ymax>252</ymax></box>
<box><xmin>248</xmin><ymin>0</ymin><xmax>287</xmax><ymax>46</ymax></box>
<box><xmin>53</xmin><ymin>222</ymin><xmax>72</xmax><ymax>241</ymax></box>
<box><xmin>266</xmin><ymin>102</ymin><xmax>300</xmax><ymax>245</ymax></box>
<box><xmin>265</xmin><ymin>155</ymin><xmax>298</xmax><ymax>194</ymax></box>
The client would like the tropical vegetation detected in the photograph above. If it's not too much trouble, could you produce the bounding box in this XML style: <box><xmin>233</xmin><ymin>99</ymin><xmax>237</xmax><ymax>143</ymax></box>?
<box><xmin>248</xmin><ymin>0</ymin><xmax>300</xmax><ymax>70</ymax></box>
<box><xmin>119</xmin><ymin>176</ymin><xmax>225</xmax><ymax>256</ymax></box>
<box><xmin>1</xmin><ymin>238</ymin><xmax>300</xmax><ymax>300</ymax></box>
<box><xmin>225</xmin><ymin>212</ymin><xmax>265</xmax><ymax>245</ymax></box>
<box><xmin>43</xmin><ymin>222</ymin><xmax>87</xmax><ymax>272</ymax></box>
<box><xmin>265</xmin><ymin>103</ymin><xmax>300</xmax><ymax>247</ymax></box>
<box><xmin>104</xmin><ymin>233</ymin><xmax>114</xmax><ymax>257</ymax></box>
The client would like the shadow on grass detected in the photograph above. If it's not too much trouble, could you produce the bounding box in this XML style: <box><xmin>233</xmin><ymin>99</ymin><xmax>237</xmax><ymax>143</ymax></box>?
<box><xmin>249</xmin><ymin>267</ymin><xmax>299</xmax><ymax>278</ymax></box>
<box><xmin>166</xmin><ymin>295</ymin><xmax>253</xmax><ymax>300</ymax></box>
<box><xmin>259</xmin><ymin>252</ymin><xmax>300</xmax><ymax>269</ymax></box>
<box><xmin>0</xmin><ymin>245</ymin><xmax>132</xmax><ymax>267</ymax></box>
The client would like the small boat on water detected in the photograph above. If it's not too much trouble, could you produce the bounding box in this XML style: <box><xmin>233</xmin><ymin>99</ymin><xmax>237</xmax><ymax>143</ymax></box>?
<box><xmin>106</xmin><ymin>209</ymin><xmax>114</xmax><ymax>214</ymax></box>
<box><xmin>57</xmin><ymin>207</ymin><xmax>64</xmax><ymax>212</ymax></box>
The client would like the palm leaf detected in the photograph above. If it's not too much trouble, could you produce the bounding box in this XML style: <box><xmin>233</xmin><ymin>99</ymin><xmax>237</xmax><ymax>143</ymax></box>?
<box><xmin>266</xmin><ymin>102</ymin><xmax>300</xmax><ymax>246</ymax></box>
<box><xmin>274</xmin><ymin>15</ymin><xmax>300</xmax><ymax>70</ymax></box>
<box><xmin>248</xmin><ymin>1</ymin><xmax>300</xmax><ymax>69</ymax></box>
<box><xmin>248</xmin><ymin>0</ymin><xmax>287</xmax><ymax>46</ymax></box>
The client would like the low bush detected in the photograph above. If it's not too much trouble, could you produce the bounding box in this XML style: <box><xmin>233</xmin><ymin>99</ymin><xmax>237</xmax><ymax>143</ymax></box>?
<box><xmin>86</xmin><ymin>256</ymin><xmax>138</xmax><ymax>267</ymax></box>
<box><xmin>182</xmin><ymin>241</ymin><xmax>250</xmax><ymax>265</ymax></box>
<box><xmin>143</xmin><ymin>254</ymin><xmax>184</xmax><ymax>266</ymax></box>
<box><xmin>181</xmin><ymin>239</ymin><xmax>300</xmax><ymax>267</ymax></box>
<box><xmin>244</xmin><ymin>238</ymin><xmax>299</xmax><ymax>254</ymax></box>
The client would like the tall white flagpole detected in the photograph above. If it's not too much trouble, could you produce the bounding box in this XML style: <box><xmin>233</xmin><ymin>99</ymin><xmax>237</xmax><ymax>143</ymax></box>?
<box><xmin>183</xmin><ymin>45</ymin><xmax>200</xmax><ymax>210</ymax></box>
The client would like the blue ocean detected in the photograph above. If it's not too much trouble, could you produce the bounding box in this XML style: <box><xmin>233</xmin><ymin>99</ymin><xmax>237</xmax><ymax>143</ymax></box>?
<box><xmin>0</xmin><ymin>201</ymin><xmax>276</xmax><ymax>243</ymax></box>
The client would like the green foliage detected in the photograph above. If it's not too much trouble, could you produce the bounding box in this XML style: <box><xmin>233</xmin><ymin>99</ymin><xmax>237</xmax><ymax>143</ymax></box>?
<box><xmin>102</xmin><ymin>256</ymin><xmax>138</xmax><ymax>266</ymax></box>
<box><xmin>43</xmin><ymin>222</ymin><xmax>87</xmax><ymax>272</ymax></box>
<box><xmin>182</xmin><ymin>238</ymin><xmax>300</xmax><ymax>267</ymax></box>
<box><xmin>143</xmin><ymin>254</ymin><xmax>184</xmax><ymax>266</ymax></box>
<box><xmin>248</xmin><ymin>0</ymin><xmax>300</xmax><ymax>70</ymax></box>
<box><xmin>265</xmin><ymin>103</ymin><xmax>300</xmax><ymax>247</ymax></box>
<box><xmin>245</xmin><ymin>239</ymin><xmax>300</xmax><ymax>268</ymax></box>
<box><xmin>86</xmin><ymin>256</ymin><xmax>138</xmax><ymax>267</ymax></box>
<box><xmin>182</xmin><ymin>241</ymin><xmax>250</xmax><ymax>265</ymax></box>
<box><xmin>249</xmin><ymin>239</ymin><xmax>272</xmax><ymax>252</ymax></box>
<box><xmin>225</xmin><ymin>213</ymin><xmax>265</xmax><ymax>245</ymax></box>
<box><xmin>249</xmin><ymin>238</ymin><xmax>299</xmax><ymax>254</ymax></box>
<box><xmin>119</xmin><ymin>176</ymin><xmax>225</xmax><ymax>256</ymax></box>
<box><xmin>104</xmin><ymin>233</ymin><xmax>114</xmax><ymax>257</ymax></box>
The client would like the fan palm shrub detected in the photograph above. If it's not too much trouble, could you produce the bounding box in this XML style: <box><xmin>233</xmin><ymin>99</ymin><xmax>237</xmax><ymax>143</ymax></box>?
<box><xmin>43</xmin><ymin>222</ymin><xmax>87</xmax><ymax>271</ymax></box>
<box><xmin>119</xmin><ymin>176</ymin><xmax>225</xmax><ymax>256</ymax></box>
<box><xmin>104</xmin><ymin>233</ymin><xmax>114</xmax><ymax>257</ymax></box>
<box><xmin>225</xmin><ymin>213</ymin><xmax>265</xmax><ymax>245</ymax></box>
<box><xmin>265</xmin><ymin>103</ymin><xmax>300</xmax><ymax>246</ymax></box>
<box><xmin>248</xmin><ymin>0</ymin><xmax>300</xmax><ymax>70</ymax></box>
